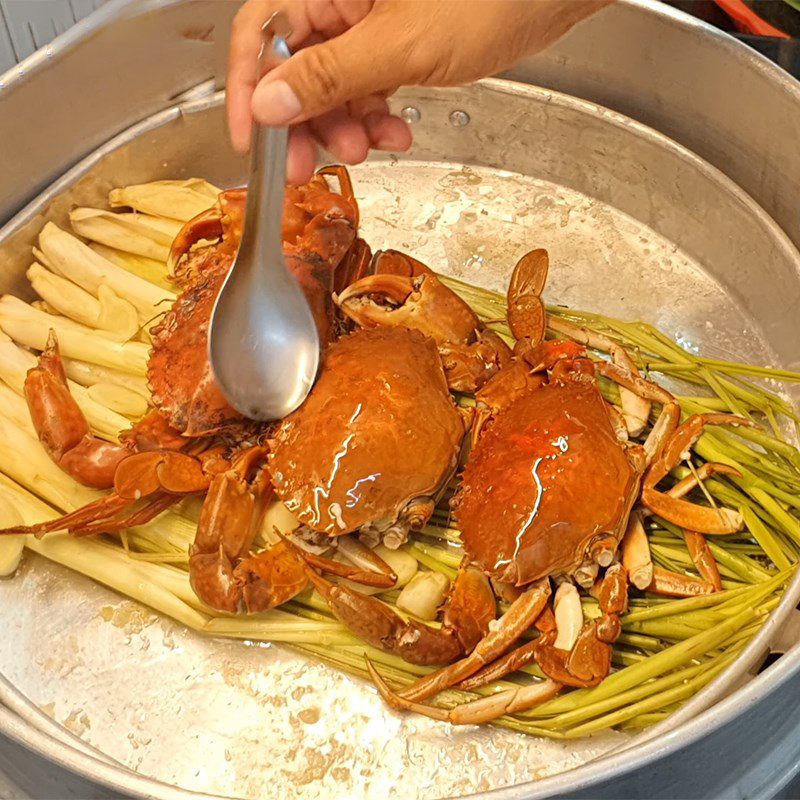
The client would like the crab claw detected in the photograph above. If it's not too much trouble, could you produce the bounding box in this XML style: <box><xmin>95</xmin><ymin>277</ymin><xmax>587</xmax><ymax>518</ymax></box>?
<box><xmin>167</xmin><ymin>207</ymin><xmax>224</xmax><ymax>276</ymax></box>
<box><xmin>371</xmin><ymin>249</ymin><xmax>433</xmax><ymax>277</ymax></box>
<box><xmin>507</xmin><ymin>249</ymin><xmax>549</xmax><ymax>343</ymax></box>
<box><xmin>336</xmin><ymin>272</ymin><xmax>480</xmax><ymax>346</ymax></box>
<box><xmin>167</xmin><ymin>189</ymin><xmax>247</xmax><ymax>279</ymax></box>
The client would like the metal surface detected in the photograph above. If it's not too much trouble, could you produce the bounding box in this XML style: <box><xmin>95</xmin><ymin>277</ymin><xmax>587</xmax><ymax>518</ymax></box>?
<box><xmin>2</xmin><ymin>0</ymin><xmax>800</xmax><ymax>259</ymax></box>
<box><xmin>1</xmin><ymin>75</ymin><xmax>800</xmax><ymax>798</ymax></box>
<box><xmin>209</xmin><ymin>16</ymin><xmax>319</xmax><ymax>421</ymax></box>
<box><xmin>1</xmin><ymin>1</ymin><xmax>800</xmax><ymax>798</ymax></box>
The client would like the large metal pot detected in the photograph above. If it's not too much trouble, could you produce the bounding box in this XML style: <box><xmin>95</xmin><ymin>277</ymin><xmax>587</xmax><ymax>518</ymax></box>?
<box><xmin>1</xmin><ymin>2</ymin><xmax>800</xmax><ymax>798</ymax></box>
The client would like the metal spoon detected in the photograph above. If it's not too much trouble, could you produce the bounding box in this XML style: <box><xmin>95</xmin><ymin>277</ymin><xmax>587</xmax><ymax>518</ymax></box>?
<box><xmin>208</xmin><ymin>13</ymin><xmax>320</xmax><ymax>421</ymax></box>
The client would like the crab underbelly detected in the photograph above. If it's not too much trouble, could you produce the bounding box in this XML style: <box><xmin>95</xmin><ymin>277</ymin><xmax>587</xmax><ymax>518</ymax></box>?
<box><xmin>457</xmin><ymin>379</ymin><xmax>638</xmax><ymax>585</ymax></box>
<box><xmin>268</xmin><ymin>328</ymin><xmax>464</xmax><ymax>535</ymax></box>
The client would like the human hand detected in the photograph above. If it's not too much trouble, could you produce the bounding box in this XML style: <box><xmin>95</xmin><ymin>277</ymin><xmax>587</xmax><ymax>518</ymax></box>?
<box><xmin>227</xmin><ymin>0</ymin><xmax>612</xmax><ymax>183</ymax></box>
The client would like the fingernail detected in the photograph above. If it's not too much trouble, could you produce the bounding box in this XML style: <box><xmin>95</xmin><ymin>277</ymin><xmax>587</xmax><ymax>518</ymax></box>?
<box><xmin>252</xmin><ymin>80</ymin><xmax>302</xmax><ymax>125</ymax></box>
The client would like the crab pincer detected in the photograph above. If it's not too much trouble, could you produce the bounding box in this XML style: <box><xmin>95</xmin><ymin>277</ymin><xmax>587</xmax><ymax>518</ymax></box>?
<box><xmin>336</xmin><ymin>249</ymin><xmax>512</xmax><ymax>392</ymax></box>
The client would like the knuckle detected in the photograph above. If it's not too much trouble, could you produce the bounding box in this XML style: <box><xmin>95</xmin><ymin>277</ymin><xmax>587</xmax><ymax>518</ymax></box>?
<box><xmin>294</xmin><ymin>46</ymin><xmax>345</xmax><ymax>108</ymax></box>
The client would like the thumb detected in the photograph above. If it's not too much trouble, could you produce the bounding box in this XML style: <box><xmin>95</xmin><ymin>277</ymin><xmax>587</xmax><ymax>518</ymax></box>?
<box><xmin>251</xmin><ymin>21</ymin><xmax>409</xmax><ymax>125</ymax></box>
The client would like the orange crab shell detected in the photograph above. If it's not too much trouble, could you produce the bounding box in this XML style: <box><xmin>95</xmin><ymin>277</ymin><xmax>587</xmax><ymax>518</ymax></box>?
<box><xmin>148</xmin><ymin>264</ymin><xmax>243</xmax><ymax>437</ymax></box>
<box><xmin>455</xmin><ymin>368</ymin><xmax>641</xmax><ymax>586</ymax></box>
<box><xmin>268</xmin><ymin>327</ymin><xmax>467</xmax><ymax>535</ymax></box>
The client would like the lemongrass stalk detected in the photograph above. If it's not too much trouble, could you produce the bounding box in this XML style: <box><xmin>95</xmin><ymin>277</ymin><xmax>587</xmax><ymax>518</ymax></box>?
<box><xmin>27</xmin><ymin>263</ymin><xmax>101</xmax><ymax>327</ymax></box>
<box><xmin>0</xmin><ymin>317</ymin><xmax>148</xmax><ymax>375</ymax></box>
<box><xmin>0</xmin><ymin>492</ymin><xmax>24</xmax><ymax>574</ymax></box>
<box><xmin>0</xmin><ymin>413</ymin><xmax>199</xmax><ymax>558</ymax></box>
<box><xmin>30</xmin><ymin>535</ymin><xmax>211</xmax><ymax>630</ymax></box>
<box><xmin>561</xmin><ymin>652</ymin><xmax>737</xmax><ymax>737</ymax></box>
<box><xmin>62</xmin><ymin>358</ymin><xmax>150</xmax><ymax>398</ymax></box>
<box><xmin>530</xmin><ymin>659</ymin><xmax>714</xmax><ymax>730</ymax></box>
<box><xmin>0</xmin><ymin>476</ymin><xmax>210</xmax><ymax>629</ymax></box>
<box><xmin>38</xmin><ymin>222</ymin><xmax>173</xmax><ymax>321</ymax></box>
<box><xmin>69</xmin><ymin>208</ymin><xmax>179</xmax><ymax>262</ymax></box>
<box><xmin>403</xmin><ymin>544</ymin><xmax>458</xmax><ymax>578</ymax></box>
<box><xmin>0</xmin><ymin>384</ymin><xmax>36</xmax><ymax>437</ymax></box>
<box><xmin>420</xmin><ymin>524</ymin><xmax>463</xmax><ymax>544</ymax></box>
<box><xmin>108</xmin><ymin>178</ymin><xmax>220</xmax><ymax>221</ymax></box>
<box><xmin>616</xmin><ymin>632</ymin><xmax>664</xmax><ymax>651</ymax></box>
<box><xmin>204</xmin><ymin>623</ymin><xmax>355</xmax><ymax>645</ymax></box>
<box><xmin>0</xmin><ymin>416</ymin><xmax>105</xmax><ymax>509</ymax></box>
<box><xmin>27</xmin><ymin>269</ymin><xmax>141</xmax><ymax>345</ymax></box>
<box><xmin>742</xmin><ymin>506</ymin><xmax>792</xmax><ymax>570</ymax></box>
<box><xmin>706</xmin><ymin>540</ymin><xmax>775</xmax><ymax>583</ymax></box>
<box><xmin>749</xmin><ymin>488</ymin><xmax>800</xmax><ymax>545</ymax></box>
<box><xmin>649</xmin><ymin>542</ymin><xmax>742</xmax><ymax>580</ymax></box>
<box><xmin>406</xmin><ymin>540</ymin><xmax>463</xmax><ymax>569</ymax></box>
<box><xmin>714</xmin><ymin>572</ymin><xmax>790</xmax><ymax>615</ymax></box>
<box><xmin>89</xmin><ymin>243</ymin><xmax>174</xmax><ymax>291</ymax></box>
<box><xmin>624</xmin><ymin>619</ymin><xmax>705</xmax><ymax>641</ymax></box>
<box><xmin>527</xmin><ymin>607</ymin><xmax>755</xmax><ymax>716</ymax></box>
<box><xmin>619</xmin><ymin>711</ymin><xmax>671</xmax><ymax>730</ymax></box>
<box><xmin>86</xmin><ymin>382</ymin><xmax>148</xmax><ymax>419</ymax></box>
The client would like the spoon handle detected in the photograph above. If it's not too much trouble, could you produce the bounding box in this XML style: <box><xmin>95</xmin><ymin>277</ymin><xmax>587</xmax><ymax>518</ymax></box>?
<box><xmin>240</xmin><ymin>15</ymin><xmax>292</xmax><ymax>263</ymax></box>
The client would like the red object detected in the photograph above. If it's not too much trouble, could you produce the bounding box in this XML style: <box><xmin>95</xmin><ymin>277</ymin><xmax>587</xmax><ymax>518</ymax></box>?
<box><xmin>712</xmin><ymin>0</ymin><xmax>791</xmax><ymax>37</ymax></box>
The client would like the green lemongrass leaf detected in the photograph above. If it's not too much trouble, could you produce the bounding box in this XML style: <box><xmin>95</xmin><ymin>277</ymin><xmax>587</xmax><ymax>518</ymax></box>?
<box><xmin>742</xmin><ymin>506</ymin><xmax>793</xmax><ymax>571</ymax></box>
<box><xmin>560</xmin><ymin>651</ymin><xmax>738</xmax><ymax>737</ymax></box>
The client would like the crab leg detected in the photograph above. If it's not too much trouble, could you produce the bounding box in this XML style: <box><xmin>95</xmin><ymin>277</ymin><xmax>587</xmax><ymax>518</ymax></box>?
<box><xmin>612</xmin><ymin>347</ymin><xmax>651</xmax><ymax>437</ymax></box>
<box><xmin>666</xmin><ymin>462</ymin><xmax>742</xmax><ymax>499</ymax></box>
<box><xmin>665</xmin><ymin>463</ymin><xmax>738</xmax><ymax>591</ymax></box>
<box><xmin>234</xmin><ymin>540</ymin><xmax>311</xmax><ymax>613</ymax></box>
<box><xmin>394</xmin><ymin>578</ymin><xmax>551</xmax><ymax>700</ymax></box>
<box><xmin>621</xmin><ymin>511</ymin><xmax>654</xmax><ymax>590</ymax></box>
<box><xmin>336</xmin><ymin>259</ymin><xmax>510</xmax><ymax>392</ymax></box>
<box><xmin>302</xmin><ymin>566</ymin><xmax>464</xmax><ymax>665</ymax></box>
<box><xmin>630</xmin><ymin>409</ymin><xmax>750</xmax><ymax>534</ymax></box>
<box><xmin>683</xmin><ymin>531</ymin><xmax>723</xmax><ymax>591</ymax></box>
<box><xmin>0</xmin><ymin>493</ymin><xmax>133</xmax><ymax>536</ymax></box>
<box><xmin>645</xmin><ymin>414</ymin><xmax>752</xmax><ymax>487</ymax></box>
<box><xmin>291</xmin><ymin>552</ymin><xmax>496</xmax><ymax>665</ymax></box>
<box><xmin>333</xmin><ymin>238</ymin><xmax>372</xmax><ymax>296</ymax></box>
<box><xmin>456</xmin><ymin>639</ymin><xmax>539</xmax><ymax>691</ymax></box>
<box><xmin>337</xmin><ymin>273</ymin><xmax>480</xmax><ymax>346</ymax></box>
<box><xmin>442</xmin><ymin>564</ymin><xmax>497</xmax><ymax>652</ymax></box>
<box><xmin>189</xmin><ymin>447</ymin><xmax>273</xmax><ymax>613</ymax></box>
<box><xmin>299</xmin><ymin>549</ymin><xmax>396</xmax><ymax>588</ymax></box>
<box><xmin>643</xmin><ymin>489</ymin><xmax>744</xmax><ymax>534</ymax></box>
<box><xmin>543</xmin><ymin>318</ymin><xmax>651</xmax><ymax>437</ymax></box>
<box><xmin>367</xmin><ymin>658</ymin><xmax>562</xmax><ymax>725</ymax></box>
<box><xmin>647</xmin><ymin>566</ymin><xmax>715</xmax><ymax>597</ymax></box>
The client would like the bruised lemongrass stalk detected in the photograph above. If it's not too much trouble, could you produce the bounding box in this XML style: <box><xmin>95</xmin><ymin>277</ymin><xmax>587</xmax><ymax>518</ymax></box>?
<box><xmin>69</xmin><ymin>208</ymin><xmax>181</xmax><ymax>262</ymax></box>
<box><xmin>0</xmin><ymin>312</ymin><xmax>149</xmax><ymax>375</ymax></box>
<box><xmin>38</xmin><ymin>222</ymin><xmax>174</xmax><ymax>323</ymax></box>
<box><xmin>108</xmin><ymin>179</ymin><xmax>220</xmax><ymax>221</ymax></box>
<box><xmin>89</xmin><ymin>243</ymin><xmax>176</xmax><ymax>291</ymax></box>
<box><xmin>62</xmin><ymin>357</ymin><xmax>151</xmax><ymax>398</ymax></box>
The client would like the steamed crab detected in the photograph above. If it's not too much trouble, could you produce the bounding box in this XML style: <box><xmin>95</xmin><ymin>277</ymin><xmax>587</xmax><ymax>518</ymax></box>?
<box><xmin>4</xmin><ymin>169</ymin><xmax>505</xmax><ymax>651</ymax></box>
<box><xmin>352</xmin><ymin>248</ymin><xmax>751</xmax><ymax>724</ymax></box>
<box><xmin>2</xmin><ymin>167</ymin><xmax>392</xmax><ymax>613</ymax></box>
